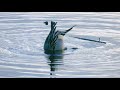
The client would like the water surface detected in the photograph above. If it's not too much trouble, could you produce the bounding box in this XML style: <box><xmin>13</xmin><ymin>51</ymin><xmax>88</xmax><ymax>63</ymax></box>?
<box><xmin>0</xmin><ymin>12</ymin><xmax>120</xmax><ymax>78</ymax></box>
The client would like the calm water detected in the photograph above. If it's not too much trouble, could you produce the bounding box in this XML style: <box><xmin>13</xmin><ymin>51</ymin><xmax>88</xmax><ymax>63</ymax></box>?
<box><xmin>0</xmin><ymin>12</ymin><xmax>120</xmax><ymax>78</ymax></box>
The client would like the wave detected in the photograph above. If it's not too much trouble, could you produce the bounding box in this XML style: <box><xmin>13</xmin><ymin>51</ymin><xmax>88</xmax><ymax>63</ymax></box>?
<box><xmin>0</xmin><ymin>47</ymin><xmax>13</xmax><ymax>57</ymax></box>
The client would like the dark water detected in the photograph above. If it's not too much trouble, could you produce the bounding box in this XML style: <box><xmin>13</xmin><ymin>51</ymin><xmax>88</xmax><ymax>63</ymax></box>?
<box><xmin>0</xmin><ymin>12</ymin><xmax>120</xmax><ymax>78</ymax></box>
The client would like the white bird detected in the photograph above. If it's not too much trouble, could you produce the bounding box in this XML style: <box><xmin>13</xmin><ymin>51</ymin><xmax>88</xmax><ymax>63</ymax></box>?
<box><xmin>44</xmin><ymin>21</ymin><xmax>76</xmax><ymax>54</ymax></box>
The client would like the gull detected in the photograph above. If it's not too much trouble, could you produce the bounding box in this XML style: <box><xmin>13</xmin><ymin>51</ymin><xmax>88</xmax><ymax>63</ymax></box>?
<box><xmin>44</xmin><ymin>21</ymin><xmax>76</xmax><ymax>53</ymax></box>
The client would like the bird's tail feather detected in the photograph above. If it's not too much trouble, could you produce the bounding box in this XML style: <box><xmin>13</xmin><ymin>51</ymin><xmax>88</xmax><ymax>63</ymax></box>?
<box><xmin>61</xmin><ymin>25</ymin><xmax>76</xmax><ymax>35</ymax></box>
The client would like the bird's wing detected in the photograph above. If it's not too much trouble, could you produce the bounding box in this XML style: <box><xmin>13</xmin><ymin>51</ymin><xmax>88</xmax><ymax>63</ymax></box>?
<box><xmin>44</xmin><ymin>21</ymin><xmax>60</xmax><ymax>50</ymax></box>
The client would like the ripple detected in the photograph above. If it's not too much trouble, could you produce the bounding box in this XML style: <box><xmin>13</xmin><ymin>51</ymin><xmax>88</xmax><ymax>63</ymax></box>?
<box><xmin>0</xmin><ymin>12</ymin><xmax>120</xmax><ymax>78</ymax></box>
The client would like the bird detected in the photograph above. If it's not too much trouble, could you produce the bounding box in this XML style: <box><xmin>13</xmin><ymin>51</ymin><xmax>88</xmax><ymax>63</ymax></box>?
<box><xmin>44</xmin><ymin>21</ymin><xmax>76</xmax><ymax>54</ymax></box>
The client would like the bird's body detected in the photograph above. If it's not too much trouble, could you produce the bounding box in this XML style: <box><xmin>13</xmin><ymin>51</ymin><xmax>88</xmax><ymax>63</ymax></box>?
<box><xmin>53</xmin><ymin>35</ymin><xmax>64</xmax><ymax>50</ymax></box>
<box><xmin>44</xmin><ymin>31</ymin><xmax>64</xmax><ymax>51</ymax></box>
<box><xmin>44</xmin><ymin>21</ymin><xmax>75</xmax><ymax>54</ymax></box>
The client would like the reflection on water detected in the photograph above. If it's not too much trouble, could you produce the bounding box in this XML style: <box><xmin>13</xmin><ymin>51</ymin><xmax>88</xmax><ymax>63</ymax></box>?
<box><xmin>44</xmin><ymin>50</ymin><xmax>64</xmax><ymax>78</ymax></box>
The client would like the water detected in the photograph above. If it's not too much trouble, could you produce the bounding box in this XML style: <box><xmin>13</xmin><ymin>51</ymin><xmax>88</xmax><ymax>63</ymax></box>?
<box><xmin>0</xmin><ymin>12</ymin><xmax>120</xmax><ymax>78</ymax></box>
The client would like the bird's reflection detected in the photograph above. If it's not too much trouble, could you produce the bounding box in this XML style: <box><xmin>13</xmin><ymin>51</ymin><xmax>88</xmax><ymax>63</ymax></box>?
<box><xmin>44</xmin><ymin>50</ymin><xmax>64</xmax><ymax>78</ymax></box>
